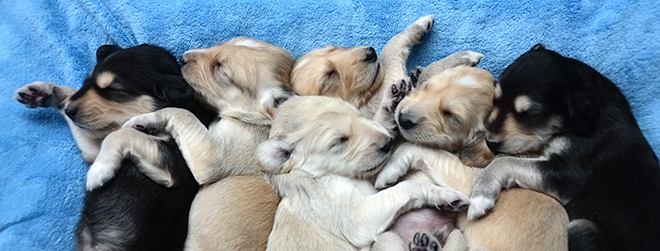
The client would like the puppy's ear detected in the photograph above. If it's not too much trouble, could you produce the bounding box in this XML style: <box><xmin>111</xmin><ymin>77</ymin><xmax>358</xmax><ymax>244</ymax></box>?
<box><xmin>531</xmin><ymin>44</ymin><xmax>546</xmax><ymax>51</ymax></box>
<box><xmin>458</xmin><ymin>130</ymin><xmax>494</xmax><ymax>168</ymax></box>
<box><xmin>257</xmin><ymin>137</ymin><xmax>299</xmax><ymax>174</ymax></box>
<box><xmin>567</xmin><ymin>91</ymin><xmax>600</xmax><ymax>136</ymax></box>
<box><xmin>96</xmin><ymin>45</ymin><xmax>120</xmax><ymax>62</ymax></box>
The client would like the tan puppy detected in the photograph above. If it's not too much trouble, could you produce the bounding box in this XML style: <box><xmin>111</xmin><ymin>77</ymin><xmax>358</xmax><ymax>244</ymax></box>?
<box><xmin>88</xmin><ymin>37</ymin><xmax>296</xmax><ymax>250</ymax></box>
<box><xmin>375</xmin><ymin>66</ymin><xmax>568</xmax><ymax>251</ymax></box>
<box><xmin>289</xmin><ymin>15</ymin><xmax>479</xmax><ymax>120</ymax></box>
<box><xmin>258</xmin><ymin>95</ymin><xmax>469</xmax><ymax>251</ymax></box>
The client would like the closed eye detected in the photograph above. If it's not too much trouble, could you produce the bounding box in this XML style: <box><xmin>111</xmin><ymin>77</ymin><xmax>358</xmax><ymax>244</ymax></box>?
<box><xmin>329</xmin><ymin>136</ymin><xmax>349</xmax><ymax>149</ymax></box>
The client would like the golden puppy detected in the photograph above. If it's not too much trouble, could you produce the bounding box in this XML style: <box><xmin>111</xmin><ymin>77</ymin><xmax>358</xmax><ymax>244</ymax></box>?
<box><xmin>89</xmin><ymin>37</ymin><xmax>296</xmax><ymax>251</ymax></box>
<box><xmin>288</xmin><ymin>15</ymin><xmax>484</xmax><ymax>119</ymax></box>
<box><xmin>259</xmin><ymin>95</ymin><xmax>469</xmax><ymax>251</ymax></box>
<box><xmin>375</xmin><ymin>66</ymin><xmax>568</xmax><ymax>251</ymax></box>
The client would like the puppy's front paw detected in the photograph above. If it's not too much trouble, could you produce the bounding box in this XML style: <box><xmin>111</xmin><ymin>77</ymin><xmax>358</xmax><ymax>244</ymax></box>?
<box><xmin>382</xmin><ymin>79</ymin><xmax>412</xmax><ymax>113</ymax></box>
<box><xmin>431</xmin><ymin>188</ymin><xmax>469</xmax><ymax>212</ymax></box>
<box><xmin>14</xmin><ymin>81</ymin><xmax>59</xmax><ymax>108</ymax></box>
<box><xmin>411</xmin><ymin>15</ymin><xmax>435</xmax><ymax>42</ymax></box>
<box><xmin>123</xmin><ymin>112</ymin><xmax>165</xmax><ymax>134</ymax></box>
<box><xmin>463</xmin><ymin>51</ymin><xmax>484</xmax><ymax>66</ymax></box>
<box><xmin>409</xmin><ymin>232</ymin><xmax>440</xmax><ymax>251</ymax></box>
<box><xmin>86</xmin><ymin>161</ymin><xmax>119</xmax><ymax>191</ymax></box>
<box><xmin>467</xmin><ymin>195</ymin><xmax>495</xmax><ymax>220</ymax></box>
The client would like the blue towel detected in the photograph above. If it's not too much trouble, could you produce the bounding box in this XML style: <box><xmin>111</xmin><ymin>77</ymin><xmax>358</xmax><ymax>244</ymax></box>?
<box><xmin>1</xmin><ymin>0</ymin><xmax>658</xmax><ymax>250</ymax></box>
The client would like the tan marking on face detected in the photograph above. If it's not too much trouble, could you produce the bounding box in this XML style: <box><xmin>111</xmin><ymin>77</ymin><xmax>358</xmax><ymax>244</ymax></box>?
<box><xmin>96</xmin><ymin>72</ymin><xmax>116</xmax><ymax>89</ymax></box>
<box><xmin>514</xmin><ymin>95</ymin><xmax>533</xmax><ymax>113</ymax></box>
<box><xmin>494</xmin><ymin>81</ymin><xmax>502</xmax><ymax>99</ymax></box>
<box><xmin>290</xmin><ymin>46</ymin><xmax>382</xmax><ymax>108</ymax></box>
<box><xmin>68</xmin><ymin>89</ymin><xmax>155</xmax><ymax>132</ymax></box>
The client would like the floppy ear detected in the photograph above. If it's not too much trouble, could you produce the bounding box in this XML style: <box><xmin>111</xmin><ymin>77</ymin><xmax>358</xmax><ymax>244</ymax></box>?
<box><xmin>257</xmin><ymin>137</ymin><xmax>299</xmax><ymax>174</ymax></box>
<box><xmin>458</xmin><ymin>130</ymin><xmax>494</xmax><ymax>168</ymax></box>
<box><xmin>96</xmin><ymin>45</ymin><xmax>120</xmax><ymax>62</ymax></box>
<box><xmin>567</xmin><ymin>91</ymin><xmax>600</xmax><ymax>136</ymax></box>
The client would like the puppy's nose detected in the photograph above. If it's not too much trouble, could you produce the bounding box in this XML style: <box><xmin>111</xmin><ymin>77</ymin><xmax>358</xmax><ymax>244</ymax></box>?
<box><xmin>65</xmin><ymin>107</ymin><xmax>78</xmax><ymax>120</ymax></box>
<box><xmin>485</xmin><ymin>137</ymin><xmax>501</xmax><ymax>153</ymax></box>
<box><xmin>179</xmin><ymin>57</ymin><xmax>187</xmax><ymax>66</ymax></box>
<box><xmin>398</xmin><ymin>113</ymin><xmax>416</xmax><ymax>130</ymax></box>
<box><xmin>380</xmin><ymin>138</ymin><xmax>394</xmax><ymax>152</ymax></box>
<box><xmin>364</xmin><ymin>47</ymin><xmax>377</xmax><ymax>62</ymax></box>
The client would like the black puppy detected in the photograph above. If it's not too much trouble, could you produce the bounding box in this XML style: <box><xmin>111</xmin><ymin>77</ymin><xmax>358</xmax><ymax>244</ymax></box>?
<box><xmin>467</xmin><ymin>44</ymin><xmax>660</xmax><ymax>250</ymax></box>
<box><xmin>16</xmin><ymin>45</ymin><xmax>215</xmax><ymax>250</ymax></box>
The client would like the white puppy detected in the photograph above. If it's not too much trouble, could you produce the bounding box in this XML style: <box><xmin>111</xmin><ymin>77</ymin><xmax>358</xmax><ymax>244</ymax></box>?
<box><xmin>258</xmin><ymin>95</ymin><xmax>469</xmax><ymax>251</ymax></box>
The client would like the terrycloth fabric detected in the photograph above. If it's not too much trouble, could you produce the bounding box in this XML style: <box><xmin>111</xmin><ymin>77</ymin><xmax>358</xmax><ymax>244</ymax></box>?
<box><xmin>0</xmin><ymin>0</ymin><xmax>658</xmax><ymax>250</ymax></box>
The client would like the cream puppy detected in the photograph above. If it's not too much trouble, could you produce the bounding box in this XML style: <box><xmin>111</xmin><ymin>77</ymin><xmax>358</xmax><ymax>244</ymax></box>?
<box><xmin>259</xmin><ymin>95</ymin><xmax>469</xmax><ymax>251</ymax></box>
<box><xmin>289</xmin><ymin>15</ymin><xmax>484</xmax><ymax>119</ymax></box>
<box><xmin>87</xmin><ymin>37</ymin><xmax>295</xmax><ymax>251</ymax></box>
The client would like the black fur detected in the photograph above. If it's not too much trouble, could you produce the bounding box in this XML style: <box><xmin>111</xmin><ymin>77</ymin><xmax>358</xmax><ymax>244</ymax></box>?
<box><xmin>75</xmin><ymin>45</ymin><xmax>216</xmax><ymax>250</ymax></box>
<box><xmin>489</xmin><ymin>45</ymin><xmax>660</xmax><ymax>250</ymax></box>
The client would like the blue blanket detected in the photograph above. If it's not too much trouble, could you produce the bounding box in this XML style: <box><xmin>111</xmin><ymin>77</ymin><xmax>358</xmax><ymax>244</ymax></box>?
<box><xmin>1</xmin><ymin>0</ymin><xmax>658</xmax><ymax>250</ymax></box>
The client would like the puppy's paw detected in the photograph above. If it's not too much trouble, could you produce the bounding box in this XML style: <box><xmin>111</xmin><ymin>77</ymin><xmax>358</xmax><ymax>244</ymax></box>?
<box><xmin>86</xmin><ymin>160</ymin><xmax>118</xmax><ymax>191</ymax></box>
<box><xmin>467</xmin><ymin>195</ymin><xmax>495</xmax><ymax>220</ymax></box>
<box><xmin>462</xmin><ymin>51</ymin><xmax>484</xmax><ymax>66</ymax></box>
<box><xmin>410</xmin><ymin>15</ymin><xmax>435</xmax><ymax>42</ymax></box>
<box><xmin>374</xmin><ymin>166</ymin><xmax>402</xmax><ymax>189</ymax></box>
<box><xmin>14</xmin><ymin>81</ymin><xmax>59</xmax><ymax>108</ymax></box>
<box><xmin>410</xmin><ymin>66</ymin><xmax>424</xmax><ymax>88</ymax></box>
<box><xmin>123</xmin><ymin>112</ymin><xmax>165</xmax><ymax>134</ymax></box>
<box><xmin>432</xmin><ymin>188</ymin><xmax>469</xmax><ymax>212</ymax></box>
<box><xmin>409</xmin><ymin>232</ymin><xmax>441</xmax><ymax>251</ymax></box>
<box><xmin>382</xmin><ymin>79</ymin><xmax>412</xmax><ymax>113</ymax></box>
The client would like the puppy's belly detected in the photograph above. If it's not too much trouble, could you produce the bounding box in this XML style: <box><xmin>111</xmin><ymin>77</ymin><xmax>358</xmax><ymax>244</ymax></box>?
<box><xmin>390</xmin><ymin>208</ymin><xmax>454</xmax><ymax>244</ymax></box>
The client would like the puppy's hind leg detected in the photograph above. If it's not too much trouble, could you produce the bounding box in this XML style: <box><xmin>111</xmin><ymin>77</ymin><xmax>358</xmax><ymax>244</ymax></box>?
<box><xmin>14</xmin><ymin>81</ymin><xmax>76</xmax><ymax>109</ymax></box>
<box><xmin>380</xmin><ymin>15</ymin><xmax>435</xmax><ymax>86</ymax></box>
<box><xmin>86</xmin><ymin>128</ymin><xmax>173</xmax><ymax>190</ymax></box>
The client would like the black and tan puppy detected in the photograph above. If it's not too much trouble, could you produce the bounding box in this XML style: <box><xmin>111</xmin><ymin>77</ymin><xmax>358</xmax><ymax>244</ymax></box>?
<box><xmin>468</xmin><ymin>44</ymin><xmax>660</xmax><ymax>251</ymax></box>
<box><xmin>15</xmin><ymin>44</ymin><xmax>215</xmax><ymax>250</ymax></box>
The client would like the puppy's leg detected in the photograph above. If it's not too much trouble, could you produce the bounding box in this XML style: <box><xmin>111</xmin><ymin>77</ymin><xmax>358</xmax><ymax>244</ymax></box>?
<box><xmin>467</xmin><ymin>156</ymin><xmax>566</xmax><ymax>220</ymax></box>
<box><xmin>414</xmin><ymin>51</ymin><xmax>484</xmax><ymax>88</ymax></box>
<box><xmin>380</xmin><ymin>15</ymin><xmax>434</xmax><ymax>86</ymax></box>
<box><xmin>372</xmin><ymin>231</ymin><xmax>407</xmax><ymax>251</ymax></box>
<box><xmin>376</xmin><ymin>143</ymin><xmax>476</xmax><ymax>195</ymax></box>
<box><xmin>124</xmin><ymin>108</ymin><xmax>260</xmax><ymax>184</ymax></box>
<box><xmin>373</xmin><ymin>79</ymin><xmax>412</xmax><ymax>137</ymax></box>
<box><xmin>14</xmin><ymin>81</ymin><xmax>76</xmax><ymax>109</ymax></box>
<box><xmin>349</xmin><ymin>180</ymin><xmax>468</xmax><ymax>247</ymax></box>
<box><xmin>86</xmin><ymin>128</ymin><xmax>173</xmax><ymax>190</ymax></box>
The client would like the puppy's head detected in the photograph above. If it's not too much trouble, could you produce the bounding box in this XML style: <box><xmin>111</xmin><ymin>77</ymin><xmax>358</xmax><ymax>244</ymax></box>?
<box><xmin>485</xmin><ymin>44</ymin><xmax>600</xmax><ymax>155</ymax></box>
<box><xmin>396</xmin><ymin>66</ymin><xmax>495</xmax><ymax>167</ymax></box>
<box><xmin>66</xmin><ymin>44</ymin><xmax>195</xmax><ymax>135</ymax></box>
<box><xmin>181</xmin><ymin>37</ymin><xmax>296</xmax><ymax>125</ymax></box>
<box><xmin>290</xmin><ymin>46</ymin><xmax>383</xmax><ymax>108</ymax></box>
<box><xmin>257</xmin><ymin>96</ymin><xmax>394</xmax><ymax>178</ymax></box>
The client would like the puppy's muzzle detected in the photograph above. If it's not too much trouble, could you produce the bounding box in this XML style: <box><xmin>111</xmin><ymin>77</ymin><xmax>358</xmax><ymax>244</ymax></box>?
<box><xmin>380</xmin><ymin>138</ymin><xmax>394</xmax><ymax>152</ymax></box>
<box><xmin>364</xmin><ymin>47</ymin><xmax>377</xmax><ymax>63</ymax></box>
<box><xmin>485</xmin><ymin>137</ymin><xmax>501</xmax><ymax>153</ymax></box>
<box><xmin>398</xmin><ymin>113</ymin><xmax>416</xmax><ymax>130</ymax></box>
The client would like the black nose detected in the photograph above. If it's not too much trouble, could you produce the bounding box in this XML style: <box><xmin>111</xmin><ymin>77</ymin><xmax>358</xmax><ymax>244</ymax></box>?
<box><xmin>65</xmin><ymin>107</ymin><xmax>78</xmax><ymax>120</ymax></box>
<box><xmin>486</xmin><ymin>138</ymin><xmax>501</xmax><ymax>153</ymax></box>
<box><xmin>179</xmin><ymin>57</ymin><xmax>187</xmax><ymax>66</ymax></box>
<box><xmin>364</xmin><ymin>47</ymin><xmax>377</xmax><ymax>62</ymax></box>
<box><xmin>380</xmin><ymin>138</ymin><xmax>394</xmax><ymax>152</ymax></box>
<box><xmin>398</xmin><ymin>113</ymin><xmax>416</xmax><ymax>130</ymax></box>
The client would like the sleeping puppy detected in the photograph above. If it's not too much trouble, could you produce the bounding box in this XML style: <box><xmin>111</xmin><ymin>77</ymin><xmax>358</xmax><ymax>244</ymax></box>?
<box><xmin>468</xmin><ymin>44</ymin><xmax>660</xmax><ymax>251</ymax></box>
<box><xmin>258</xmin><ymin>95</ymin><xmax>469</xmax><ymax>251</ymax></box>
<box><xmin>14</xmin><ymin>45</ymin><xmax>216</xmax><ymax>250</ymax></box>
<box><xmin>289</xmin><ymin>15</ymin><xmax>479</xmax><ymax>119</ymax></box>
<box><xmin>375</xmin><ymin>65</ymin><xmax>568</xmax><ymax>251</ymax></box>
<box><xmin>91</xmin><ymin>37</ymin><xmax>296</xmax><ymax>250</ymax></box>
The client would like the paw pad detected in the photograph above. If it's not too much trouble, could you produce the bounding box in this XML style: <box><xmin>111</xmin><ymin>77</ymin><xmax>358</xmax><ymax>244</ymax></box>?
<box><xmin>409</xmin><ymin>232</ymin><xmax>440</xmax><ymax>251</ymax></box>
